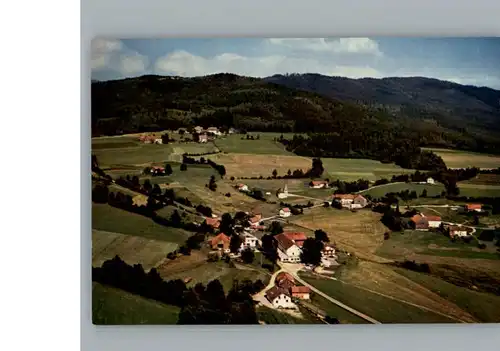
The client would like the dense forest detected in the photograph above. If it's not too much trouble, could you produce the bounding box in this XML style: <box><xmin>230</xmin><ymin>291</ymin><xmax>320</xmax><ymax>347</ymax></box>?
<box><xmin>265</xmin><ymin>73</ymin><xmax>500</xmax><ymax>152</ymax></box>
<box><xmin>91</xmin><ymin>73</ymin><xmax>500</xmax><ymax>155</ymax></box>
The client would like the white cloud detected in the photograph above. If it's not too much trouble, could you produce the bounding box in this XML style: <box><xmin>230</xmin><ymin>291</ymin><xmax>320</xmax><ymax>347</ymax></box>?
<box><xmin>267</xmin><ymin>38</ymin><xmax>382</xmax><ymax>56</ymax></box>
<box><xmin>91</xmin><ymin>38</ymin><xmax>149</xmax><ymax>78</ymax></box>
<box><xmin>154</xmin><ymin>50</ymin><xmax>383</xmax><ymax>79</ymax></box>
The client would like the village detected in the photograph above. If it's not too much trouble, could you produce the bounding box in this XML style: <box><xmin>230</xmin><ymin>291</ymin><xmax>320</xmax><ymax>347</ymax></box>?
<box><xmin>201</xmin><ymin>178</ymin><xmax>488</xmax><ymax>317</ymax></box>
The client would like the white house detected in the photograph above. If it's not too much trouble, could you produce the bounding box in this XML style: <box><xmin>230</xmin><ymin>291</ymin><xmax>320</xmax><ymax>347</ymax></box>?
<box><xmin>427</xmin><ymin>177</ymin><xmax>435</xmax><ymax>185</ymax></box>
<box><xmin>426</xmin><ymin>215</ymin><xmax>442</xmax><ymax>228</ymax></box>
<box><xmin>265</xmin><ymin>286</ymin><xmax>296</xmax><ymax>309</ymax></box>
<box><xmin>279</xmin><ymin>207</ymin><xmax>292</xmax><ymax>218</ymax></box>
<box><xmin>275</xmin><ymin>233</ymin><xmax>302</xmax><ymax>263</ymax></box>
<box><xmin>154</xmin><ymin>138</ymin><xmax>163</xmax><ymax>144</ymax></box>
<box><xmin>277</xmin><ymin>184</ymin><xmax>289</xmax><ymax>199</ymax></box>
<box><xmin>194</xmin><ymin>126</ymin><xmax>204</xmax><ymax>134</ymax></box>
<box><xmin>310</xmin><ymin>180</ymin><xmax>329</xmax><ymax>189</ymax></box>
<box><xmin>334</xmin><ymin>194</ymin><xmax>368</xmax><ymax>209</ymax></box>
<box><xmin>237</xmin><ymin>183</ymin><xmax>249</xmax><ymax>192</ymax></box>
<box><xmin>206</xmin><ymin>127</ymin><xmax>222</xmax><ymax>136</ymax></box>
<box><xmin>240</xmin><ymin>233</ymin><xmax>259</xmax><ymax>251</ymax></box>
<box><xmin>448</xmin><ymin>225</ymin><xmax>472</xmax><ymax>238</ymax></box>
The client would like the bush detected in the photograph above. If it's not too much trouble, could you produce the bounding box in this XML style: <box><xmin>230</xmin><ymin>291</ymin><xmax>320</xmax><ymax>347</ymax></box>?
<box><xmin>384</xmin><ymin>232</ymin><xmax>390</xmax><ymax>240</ymax></box>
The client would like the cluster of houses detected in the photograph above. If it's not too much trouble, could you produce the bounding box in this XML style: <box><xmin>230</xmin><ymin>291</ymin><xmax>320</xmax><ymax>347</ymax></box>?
<box><xmin>264</xmin><ymin>272</ymin><xmax>311</xmax><ymax>309</ymax></box>
<box><xmin>274</xmin><ymin>231</ymin><xmax>337</xmax><ymax>267</ymax></box>
<box><xmin>409</xmin><ymin>203</ymin><xmax>483</xmax><ymax>238</ymax></box>
<box><xmin>193</xmin><ymin>126</ymin><xmax>237</xmax><ymax>143</ymax></box>
<box><xmin>208</xmin><ymin>231</ymin><xmax>260</xmax><ymax>254</ymax></box>
<box><xmin>138</xmin><ymin>135</ymin><xmax>163</xmax><ymax>144</ymax></box>
<box><xmin>332</xmin><ymin>194</ymin><xmax>369</xmax><ymax>210</ymax></box>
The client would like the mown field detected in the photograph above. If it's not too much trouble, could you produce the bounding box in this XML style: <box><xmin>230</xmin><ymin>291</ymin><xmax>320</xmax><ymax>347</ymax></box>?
<box><xmin>320</xmin><ymin>158</ymin><xmax>415</xmax><ymax>182</ymax></box>
<box><xmin>360</xmin><ymin>182</ymin><xmax>445</xmax><ymax>198</ymax></box>
<box><xmin>394</xmin><ymin>268</ymin><xmax>500</xmax><ymax>323</ymax></box>
<box><xmin>291</xmin><ymin>207</ymin><xmax>390</xmax><ymax>263</ymax></box>
<box><xmin>214</xmin><ymin>133</ymin><xmax>295</xmax><ymax>155</ymax></box>
<box><xmin>92</xmin><ymin>137</ymin><xmax>219</xmax><ymax>168</ymax></box>
<box><xmin>423</xmin><ymin>147</ymin><xmax>500</xmax><ymax>169</ymax></box>
<box><xmin>92</xmin><ymin>203</ymin><xmax>192</xmax><ymax>244</ymax></box>
<box><xmin>377</xmin><ymin>230</ymin><xmax>499</xmax><ymax>260</ymax></box>
<box><xmin>92</xmin><ymin>282</ymin><xmax>180</xmax><ymax>325</ymax></box>
<box><xmin>92</xmin><ymin>230</ymin><xmax>177</xmax><ymax>271</ymax></box>
<box><xmin>300</xmin><ymin>273</ymin><xmax>456</xmax><ymax>323</ymax></box>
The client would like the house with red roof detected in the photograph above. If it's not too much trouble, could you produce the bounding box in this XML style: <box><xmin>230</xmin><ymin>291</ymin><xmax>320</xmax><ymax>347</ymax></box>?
<box><xmin>205</xmin><ymin>218</ymin><xmax>220</xmax><ymax>229</ymax></box>
<box><xmin>291</xmin><ymin>286</ymin><xmax>311</xmax><ymax>300</ymax></box>
<box><xmin>274</xmin><ymin>233</ymin><xmax>302</xmax><ymax>263</ymax></box>
<box><xmin>410</xmin><ymin>214</ymin><xmax>429</xmax><ymax>230</ymax></box>
<box><xmin>309</xmin><ymin>180</ymin><xmax>329</xmax><ymax>189</ymax></box>
<box><xmin>465</xmin><ymin>204</ymin><xmax>482</xmax><ymax>212</ymax></box>
<box><xmin>282</xmin><ymin>232</ymin><xmax>307</xmax><ymax>248</ymax></box>
<box><xmin>279</xmin><ymin>207</ymin><xmax>291</xmax><ymax>218</ymax></box>
<box><xmin>209</xmin><ymin>233</ymin><xmax>230</xmax><ymax>253</ymax></box>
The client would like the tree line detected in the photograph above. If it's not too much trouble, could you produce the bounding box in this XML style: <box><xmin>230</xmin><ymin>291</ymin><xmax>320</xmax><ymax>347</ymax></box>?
<box><xmin>93</xmin><ymin>256</ymin><xmax>262</xmax><ymax>324</ymax></box>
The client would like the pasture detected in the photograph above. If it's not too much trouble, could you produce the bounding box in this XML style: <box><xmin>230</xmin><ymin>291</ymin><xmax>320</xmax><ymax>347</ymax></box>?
<box><xmin>214</xmin><ymin>133</ymin><xmax>294</xmax><ymax>155</ymax></box>
<box><xmin>92</xmin><ymin>230</ymin><xmax>177</xmax><ymax>271</ymax></box>
<box><xmin>300</xmin><ymin>273</ymin><xmax>456</xmax><ymax>323</ymax></box>
<box><xmin>92</xmin><ymin>282</ymin><xmax>180</xmax><ymax>325</ymax></box>
<box><xmin>334</xmin><ymin>261</ymin><xmax>478</xmax><ymax>323</ymax></box>
<box><xmin>92</xmin><ymin>203</ymin><xmax>192</xmax><ymax>244</ymax></box>
<box><xmin>457</xmin><ymin>183</ymin><xmax>500</xmax><ymax>198</ymax></box>
<box><xmin>377</xmin><ymin>230</ymin><xmax>499</xmax><ymax>260</ymax></box>
<box><xmin>159</xmin><ymin>260</ymin><xmax>271</xmax><ymax>292</ymax></box>
<box><xmin>360</xmin><ymin>182</ymin><xmax>445</xmax><ymax>199</ymax></box>
<box><xmin>321</xmin><ymin>158</ymin><xmax>414</xmax><ymax>182</ymax></box>
<box><xmin>92</xmin><ymin>137</ymin><xmax>219</xmax><ymax>168</ymax></box>
<box><xmin>291</xmin><ymin>207</ymin><xmax>390</xmax><ymax>263</ymax></box>
<box><xmin>394</xmin><ymin>268</ymin><xmax>500</xmax><ymax>323</ymax></box>
<box><xmin>423</xmin><ymin>148</ymin><xmax>500</xmax><ymax>169</ymax></box>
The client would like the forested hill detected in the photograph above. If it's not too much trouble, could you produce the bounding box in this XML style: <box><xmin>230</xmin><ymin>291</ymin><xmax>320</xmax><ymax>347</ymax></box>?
<box><xmin>264</xmin><ymin>74</ymin><xmax>500</xmax><ymax>138</ymax></box>
<box><xmin>91</xmin><ymin>73</ymin><xmax>500</xmax><ymax>155</ymax></box>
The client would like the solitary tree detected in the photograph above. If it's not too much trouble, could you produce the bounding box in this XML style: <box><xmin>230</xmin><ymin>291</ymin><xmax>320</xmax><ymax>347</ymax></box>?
<box><xmin>180</xmin><ymin>163</ymin><xmax>188</xmax><ymax>171</ymax></box>
<box><xmin>314</xmin><ymin>229</ymin><xmax>330</xmax><ymax>243</ymax></box>
<box><xmin>241</xmin><ymin>248</ymin><xmax>255</xmax><ymax>264</ymax></box>
<box><xmin>165</xmin><ymin>164</ymin><xmax>173</xmax><ymax>175</ymax></box>
<box><xmin>268</xmin><ymin>221</ymin><xmax>284</xmax><ymax>236</ymax></box>
<box><xmin>300</xmin><ymin>238</ymin><xmax>324</xmax><ymax>266</ymax></box>
<box><xmin>272</xmin><ymin>169</ymin><xmax>278</xmax><ymax>178</ymax></box>
<box><xmin>230</xmin><ymin>235</ymin><xmax>243</xmax><ymax>253</ymax></box>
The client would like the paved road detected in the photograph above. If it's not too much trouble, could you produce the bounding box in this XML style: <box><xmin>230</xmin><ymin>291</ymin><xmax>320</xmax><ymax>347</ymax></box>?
<box><xmin>279</xmin><ymin>263</ymin><xmax>381</xmax><ymax>324</ymax></box>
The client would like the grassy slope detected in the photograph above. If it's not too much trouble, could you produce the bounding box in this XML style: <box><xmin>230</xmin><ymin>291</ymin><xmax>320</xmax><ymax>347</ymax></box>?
<box><xmin>361</xmin><ymin>182</ymin><xmax>445</xmax><ymax>198</ymax></box>
<box><xmin>394</xmin><ymin>268</ymin><xmax>500</xmax><ymax>323</ymax></box>
<box><xmin>301</xmin><ymin>275</ymin><xmax>456</xmax><ymax>324</ymax></box>
<box><xmin>92</xmin><ymin>203</ymin><xmax>192</xmax><ymax>244</ymax></box>
<box><xmin>92</xmin><ymin>282</ymin><xmax>180</xmax><ymax>325</ymax></box>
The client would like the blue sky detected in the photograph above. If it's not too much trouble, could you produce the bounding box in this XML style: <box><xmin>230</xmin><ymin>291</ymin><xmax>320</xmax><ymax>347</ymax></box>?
<box><xmin>91</xmin><ymin>37</ymin><xmax>500</xmax><ymax>89</ymax></box>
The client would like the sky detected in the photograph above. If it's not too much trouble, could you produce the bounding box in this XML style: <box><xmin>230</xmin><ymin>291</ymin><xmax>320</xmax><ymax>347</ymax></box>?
<box><xmin>91</xmin><ymin>37</ymin><xmax>500</xmax><ymax>89</ymax></box>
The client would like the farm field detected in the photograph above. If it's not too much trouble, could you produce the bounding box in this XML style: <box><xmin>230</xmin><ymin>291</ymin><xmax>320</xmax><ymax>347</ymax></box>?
<box><xmin>423</xmin><ymin>147</ymin><xmax>500</xmax><ymax>169</ymax></box>
<box><xmin>92</xmin><ymin>138</ymin><xmax>218</xmax><ymax>167</ymax></box>
<box><xmin>457</xmin><ymin>183</ymin><xmax>500</xmax><ymax>198</ymax></box>
<box><xmin>159</xmin><ymin>260</ymin><xmax>271</xmax><ymax>292</ymax></box>
<box><xmin>214</xmin><ymin>133</ymin><xmax>295</xmax><ymax>155</ymax></box>
<box><xmin>461</xmin><ymin>173</ymin><xmax>500</xmax><ymax>186</ymax></box>
<box><xmin>92</xmin><ymin>230</ymin><xmax>177</xmax><ymax>271</ymax></box>
<box><xmin>256</xmin><ymin>306</ymin><xmax>322</xmax><ymax>324</ymax></box>
<box><xmin>92</xmin><ymin>282</ymin><xmax>180</xmax><ymax>325</ymax></box>
<box><xmin>291</xmin><ymin>207</ymin><xmax>390</xmax><ymax>263</ymax></box>
<box><xmin>377</xmin><ymin>230</ymin><xmax>499</xmax><ymax>260</ymax></box>
<box><xmin>394</xmin><ymin>268</ymin><xmax>500</xmax><ymax>323</ymax></box>
<box><xmin>332</xmin><ymin>261</ymin><xmax>478</xmax><ymax>323</ymax></box>
<box><xmin>360</xmin><ymin>182</ymin><xmax>445</xmax><ymax>199</ymax></box>
<box><xmin>320</xmin><ymin>158</ymin><xmax>415</xmax><ymax>182</ymax></box>
<box><xmin>92</xmin><ymin>203</ymin><xmax>192</xmax><ymax>244</ymax></box>
<box><xmin>300</xmin><ymin>273</ymin><xmax>456</xmax><ymax>323</ymax></box>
